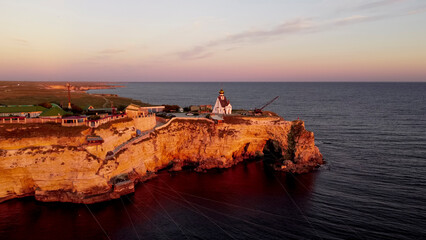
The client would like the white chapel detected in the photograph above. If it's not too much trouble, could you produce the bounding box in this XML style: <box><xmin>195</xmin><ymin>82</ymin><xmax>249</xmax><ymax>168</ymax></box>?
<box><xmin>212</xmin><ymin>89</ymin><xmax>232</xmax><ymax>114</ymax></box>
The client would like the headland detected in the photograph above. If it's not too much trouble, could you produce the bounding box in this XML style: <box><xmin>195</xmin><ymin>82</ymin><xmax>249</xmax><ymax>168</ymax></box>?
<box><xmin>0</xmin><ymin>83</ymin><xmax>323</xmax><ymax>204</ymax></box>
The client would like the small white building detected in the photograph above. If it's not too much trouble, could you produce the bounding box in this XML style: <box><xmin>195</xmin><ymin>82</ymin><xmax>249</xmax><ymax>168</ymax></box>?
<box><xmin>212</xmin><ymin>89</ymin><xmax>232</xmax><ymax>114</ymax></box>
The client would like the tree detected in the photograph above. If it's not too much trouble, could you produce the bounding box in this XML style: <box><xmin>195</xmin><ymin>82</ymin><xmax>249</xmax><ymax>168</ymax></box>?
<box><xmin>38</xmin><ymin>102</ymin><xmax>52</xmax><ymax>108</ymax></box>
<box><xmin>118</xmin><ymin>105</ymin><xmax>127</xmax><ymax>112</ymax></box>
<box><xmin>70</xmin><ymin>104</ymin><xmax>83</xmax><ymax>114</ymax></box>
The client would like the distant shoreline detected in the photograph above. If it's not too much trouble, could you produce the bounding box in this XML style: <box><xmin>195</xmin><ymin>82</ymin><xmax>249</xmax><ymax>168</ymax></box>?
<box><xmin>0</xmin><ymin>81</ymin><xmax>146</xmax><ymax>108</ymax></box>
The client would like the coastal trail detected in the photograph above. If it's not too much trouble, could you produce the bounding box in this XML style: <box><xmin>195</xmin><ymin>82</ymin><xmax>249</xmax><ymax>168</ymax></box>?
<box><xmin>101</xmin><ymin>96</ymin><xmax>109</xmax><ymax>108</ymax></box>
<box><xmin>106</xmin><ymin>120</ymin><xmax>166</xmax><ymax>160</ymax></box>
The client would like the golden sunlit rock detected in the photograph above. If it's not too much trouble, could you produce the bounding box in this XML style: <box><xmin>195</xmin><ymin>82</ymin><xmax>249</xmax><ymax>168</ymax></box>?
<box><xmin>0</xmin><ymin>116</ymin><xmax>322</xmax><ymax>204</ymax></box>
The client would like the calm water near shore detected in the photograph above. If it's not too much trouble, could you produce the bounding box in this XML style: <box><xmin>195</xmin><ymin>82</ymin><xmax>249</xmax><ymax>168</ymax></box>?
<box><xmin>1</xmin><ymin>82</ymin><xmax>426</xmax><ymax>239</ymax></box>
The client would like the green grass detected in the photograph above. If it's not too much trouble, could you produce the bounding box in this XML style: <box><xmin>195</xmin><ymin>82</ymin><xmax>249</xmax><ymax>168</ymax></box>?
<box><xmin>0</xmin><ymin>105</ymin><xmax>47</xmax><ymax>113</ymax></box>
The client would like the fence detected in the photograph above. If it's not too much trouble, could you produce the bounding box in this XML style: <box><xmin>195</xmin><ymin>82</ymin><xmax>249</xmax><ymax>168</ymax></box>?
<box><xmin>86</xmin><ymin>114</ymin><xmax>130</xmax><ymax>128</ymax></box>
<box><xmin>154</xmin><ymin>117</ymin><xmax>215</xmax><ymax>131</ymax></box>
<box><xmin>0</xmin><ymin>117</ymin><xmax>61</xmax><ymax>124</ymax></box>
<box><xmin>1</xmin><ymin>114</ymin><xmax>128</xmax><ymax>128</ymax></box>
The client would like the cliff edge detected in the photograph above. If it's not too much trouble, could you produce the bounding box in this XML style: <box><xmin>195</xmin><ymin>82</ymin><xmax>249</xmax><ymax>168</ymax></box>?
<box><xmin>0</xmin><ymin>116</ymin><xmax>323</xmax><ymax>204</ymax></box>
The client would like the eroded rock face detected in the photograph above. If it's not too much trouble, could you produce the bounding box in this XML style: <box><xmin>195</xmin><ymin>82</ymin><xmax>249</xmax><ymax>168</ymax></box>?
<box><xmin>0</xmin><ymin>116</ymin><xmax>323</xmax><ymax>204</ymax></box>
<box><xmin>262</xmin><ymin>120</ymin><xmax>324</xmax><ymax>173</ymax></box>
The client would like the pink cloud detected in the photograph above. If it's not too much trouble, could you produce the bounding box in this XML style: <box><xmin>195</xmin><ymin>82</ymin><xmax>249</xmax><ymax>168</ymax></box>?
<box><xmin>176</xmin><ymin>18</ymin><xmax>315</xmax><ymax>60</ymax></box>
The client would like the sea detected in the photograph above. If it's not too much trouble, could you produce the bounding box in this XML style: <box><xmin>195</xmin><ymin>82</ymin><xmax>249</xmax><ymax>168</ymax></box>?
<box><xmin>1</xmin><ymin>82</ymin><xmax>425</xmax><ymax>240</ymax></box>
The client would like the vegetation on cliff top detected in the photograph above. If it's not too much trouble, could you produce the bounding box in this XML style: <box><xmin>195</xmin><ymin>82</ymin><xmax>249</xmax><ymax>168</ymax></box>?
<box><xmin>0</xmin><ymin>123</ymin><xmax>88</xmax><ymax>139</ymax></box>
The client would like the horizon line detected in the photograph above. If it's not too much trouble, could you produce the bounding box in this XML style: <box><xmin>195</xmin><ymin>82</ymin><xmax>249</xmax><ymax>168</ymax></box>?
<box><xmin>1</xmin><ymin>80</ymin><xmax>426</xmax><ymax>83</ymax></box>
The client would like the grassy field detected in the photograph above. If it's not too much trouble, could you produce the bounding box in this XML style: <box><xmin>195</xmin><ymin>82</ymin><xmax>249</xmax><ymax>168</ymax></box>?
<box><xmin>0</xmin><ymin>81</ymin><xmax>150</xmax><ymax>108</ymax></box>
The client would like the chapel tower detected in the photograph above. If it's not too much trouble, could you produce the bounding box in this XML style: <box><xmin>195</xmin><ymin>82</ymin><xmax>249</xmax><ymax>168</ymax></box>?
<box><xmin>212</xmin><ymin>89</ymin><xmax>232</xmax><ymax>114</ymax></box>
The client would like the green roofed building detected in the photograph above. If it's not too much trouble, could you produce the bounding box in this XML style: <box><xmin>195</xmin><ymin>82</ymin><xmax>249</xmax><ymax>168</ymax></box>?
<box><xmin>39</xmin><ymin>106</ymin><xmax>71</xmax><ymax>118</ymax></box>
<box><xmin>0</xmin><ymin>105</ymin><xmax>47</xmax><ymax>118</ymax></box>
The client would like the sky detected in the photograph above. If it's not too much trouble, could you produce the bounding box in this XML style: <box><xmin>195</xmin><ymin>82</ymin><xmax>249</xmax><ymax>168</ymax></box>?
<box><xmin>0</xmin><ymin>0</ymin><xmax>425</xmax><ymax>82</ymax></box>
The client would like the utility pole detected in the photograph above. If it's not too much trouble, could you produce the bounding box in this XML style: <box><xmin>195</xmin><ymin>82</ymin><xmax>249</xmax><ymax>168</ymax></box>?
<box><xmin>66</xmin><ymin>83</ymin><xmax>72</xmax><ymax>110</ymax></box>
<box><xmin>111</xmin><ymin>100</ymin><xmax>115</xmax><ymax>115</ymax></box>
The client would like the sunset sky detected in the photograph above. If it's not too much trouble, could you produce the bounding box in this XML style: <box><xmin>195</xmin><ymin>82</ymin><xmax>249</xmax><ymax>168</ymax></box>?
<box><xmin>1</xmin><ymin>0</ymin><xmax>425</xmax><ymax>82</ymax></box>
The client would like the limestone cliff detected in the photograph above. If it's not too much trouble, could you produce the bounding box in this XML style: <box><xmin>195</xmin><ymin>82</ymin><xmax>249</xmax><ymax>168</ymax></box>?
<box><xmin>0</xmin><ymin>116</ymin><xmax>323</xmax><ymax>204</ymax></box>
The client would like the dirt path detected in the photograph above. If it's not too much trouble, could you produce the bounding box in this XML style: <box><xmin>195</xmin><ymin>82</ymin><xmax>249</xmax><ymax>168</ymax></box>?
<box><xmin>101</xmin><ymin>96</ymin><xmax>110</xmax><ymax>108</ymax></box>
<box><xmin>105</xmin><ymin>119</ymin><xmax>167</xmax><ymax>160</ymax></box>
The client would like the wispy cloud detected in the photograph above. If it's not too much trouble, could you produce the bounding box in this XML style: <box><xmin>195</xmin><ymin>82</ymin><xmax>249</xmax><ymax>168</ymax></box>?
<box><xmin>12</xmin><ymin>38</ymin><xmax>29</xmax><ymax>46</ymax></box>
<box><xmin>177</xmin><ymin>19</ymin><xmax>315</xmax><ymax>60</ymax></box>
<box><xmin>334</xmin><ymin>15</ymin><xmax>385</xmax><ymax>25</ymax></box>
<box><xmin>356</xmin><ymin>0</ymin><xmax>406</xmax><ymax>11</ymax></box>
<box><xmin>337</xmin><ymin>0</ymin><xmax>407</xmax><ymax>14</ymax></box>
<box><xmin>220</xmin><ymin>19</ymin><xmax>314</xmax><ymax>43</ymax></box>
<box><xmin>406</xmin><ymin>7</ymin><xmax>426</xmax><ymax>15</ymax></box>
<box><xmin>175</xmin><ymin>2</ymin><xmax>426</xmax><ymax>61</ymax></box>
<box><xmin>177</xmin><ymin>46</ymin><xmax>213</xmax><ymax>60</ymax></box>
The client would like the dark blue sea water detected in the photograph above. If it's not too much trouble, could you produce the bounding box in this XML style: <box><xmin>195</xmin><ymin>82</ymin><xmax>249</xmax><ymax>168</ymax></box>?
<box><xmin>1</xmin><ymin>82</ymin><xmax>426</xmax><ymax>239</ymax></box>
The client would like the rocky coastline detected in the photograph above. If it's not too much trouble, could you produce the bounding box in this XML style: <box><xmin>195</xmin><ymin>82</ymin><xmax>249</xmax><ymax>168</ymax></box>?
<box><xmin>0</xmin><ymin>115</ymin><xmax>323</xmax><ymax>204</ymax></box>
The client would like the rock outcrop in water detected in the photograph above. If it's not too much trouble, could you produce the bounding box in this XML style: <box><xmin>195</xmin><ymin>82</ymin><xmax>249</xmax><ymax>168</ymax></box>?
<box><xmin>0</xmin><ymin>115</ymin><xmax>323</xmax><ymax>204</ymax></box>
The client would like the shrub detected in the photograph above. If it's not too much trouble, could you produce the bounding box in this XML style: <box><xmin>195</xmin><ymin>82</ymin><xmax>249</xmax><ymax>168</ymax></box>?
<box><xmin>117</xmin><ymin>105</ymin><xmax>127</xmax><ymax>112</ymax></box>
<box><xmin>38</xmin><ymin>102</ymin><xmax>52</xmax><ymax>108</ymax></box>
<box><xmin>71</xmin><ymin>104</ymin><xmax>83</xmax><ymax>114</ymax></box>
<box><xmin>88</xmin><ymin>115</ymin><xmax>101</xmax><ymax>120</ymax></box>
